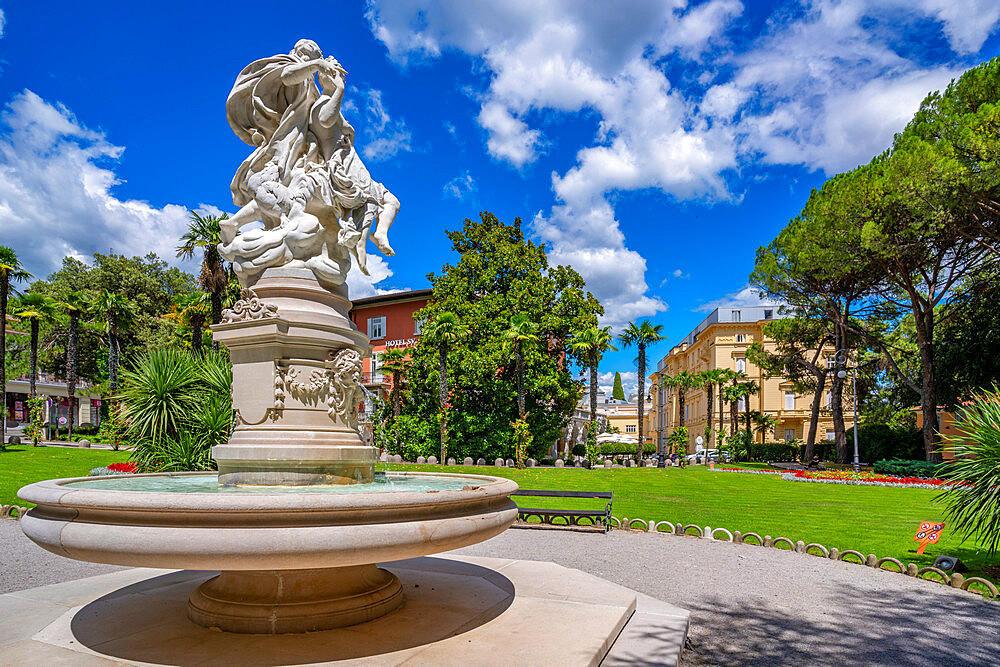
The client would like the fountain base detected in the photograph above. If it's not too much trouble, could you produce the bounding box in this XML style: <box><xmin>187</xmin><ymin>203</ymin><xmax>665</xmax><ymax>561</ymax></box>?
<box><xmin>188</xmin><ymin>565</ymin><xmax>403</xmax><ymax>634</ymax></box>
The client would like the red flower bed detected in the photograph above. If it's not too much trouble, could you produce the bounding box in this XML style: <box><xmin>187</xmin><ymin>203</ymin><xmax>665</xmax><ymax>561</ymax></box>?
<box><xmin>791</xmin><ymin>470</ymin><xmax>949</xmax><ymax>485</ymax></box>
<box><xmin>107</xmin><ymin>462</ymin><xmax>138</xmax><ymax>474</ymax></box>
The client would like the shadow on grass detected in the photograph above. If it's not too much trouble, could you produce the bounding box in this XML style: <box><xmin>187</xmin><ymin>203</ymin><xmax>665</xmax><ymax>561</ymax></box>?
<box><xmin>680</xmin><ymin>579</ymin><xmax>997</xmax><ymax>666</ymax></box>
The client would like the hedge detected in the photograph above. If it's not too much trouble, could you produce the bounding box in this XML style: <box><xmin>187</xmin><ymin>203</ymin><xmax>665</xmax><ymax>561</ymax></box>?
<box><xmin>873</xmin><ymin>459</ymin><xmax>942</xmax><ymax>478</ymax></box>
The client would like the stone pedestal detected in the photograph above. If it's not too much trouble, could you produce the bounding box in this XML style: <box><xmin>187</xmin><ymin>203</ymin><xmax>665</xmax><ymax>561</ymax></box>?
<box><xmin>188</xmin><ymin>565</ymin><xmax>403</xmax><ymax>633</ymax></box>
<box><xmin>211</xmin><ymin>268</ymin><xmax>375</xmax><ymax>485</ymax></box>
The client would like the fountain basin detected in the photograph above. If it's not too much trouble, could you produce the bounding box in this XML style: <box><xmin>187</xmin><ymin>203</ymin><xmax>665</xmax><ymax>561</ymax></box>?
<box><xmin>19</xmin><ymin>471</ymin><xmax>518</xmax><ymax>633</ymax></box>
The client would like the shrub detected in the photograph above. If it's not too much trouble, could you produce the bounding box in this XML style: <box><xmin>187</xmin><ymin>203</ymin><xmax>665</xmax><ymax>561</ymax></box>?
<box><xmin>797</xmin><ymin>442</ymin><xmax>836</xmax><ymax>461</ymax></box>
<box><xmin>540</xmin><ymin>458</ymin><xmax>556</xmax><ymax>466</ymax></box>
<box><xmin>754</xmin><ymin>443</ymin><xmax>798</xmax><ymax>462</ymax></box>
<box><xmin>874</xmin><ymin>459</ymin><xmax>941</xmax><ymax>478</ymax></box>
<box><xmin>571</xmin><ymin>443</ymin><xmax>586</xmax><ymax>457</ymax></box>
<box><xmin>850</xmin><ymin>424</ymin><xmax>924</xmax><ymax>462</ymax></box>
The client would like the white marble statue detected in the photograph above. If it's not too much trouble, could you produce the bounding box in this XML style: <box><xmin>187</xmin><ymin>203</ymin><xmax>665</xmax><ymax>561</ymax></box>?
<box><xmin>219</xmin><ymin>39</ymin><xmax>399</xmax><ymax>288</ymax></box>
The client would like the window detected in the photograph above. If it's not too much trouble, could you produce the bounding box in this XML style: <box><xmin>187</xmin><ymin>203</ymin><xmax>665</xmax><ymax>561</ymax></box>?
<box><xmin>784</xmin><ymin>429</ymin><xmax>795</xmax><ymax>442</ymax></box>
<box><xmin>764</xmin><ymin>309</ymin><xmax>773</xmax><ymax>319</ymax></box>
<box><xmin>625</xmin><ymin>424</ymin><xmax>637</xmax><ymax>434</ymax></box>
<box><xmin>371</xmin><ymin>352</ymin><xmax>383</xmax><ymax>382</ymax></box>
<box><xmin>736</xmin><ymin>334</ymin><xmax>745</xmax><ymax>343</ymax></box>
<box><xmin>784</xmin><ymin>391</ymin><xmax>795</xmax><ymax>410</ymax></box>
<box><xmin>413</xmin><ymin>316</ymin><xmax>422</xmax><ymax>335</ymax></box>
<box><xmin>825</xmin><ymin>429</ymin><xmax>835</xmax><ymax>441</ymax></box>
<box><xmin>731</xmin><ymin>310</ymin><xmax>741</xmax><ymax>322</ymax></box>
<box><xmin>737</xmin><ymin>397</ymin><xmax>746</xmax><ymax>412</ymax></box>
<box><xmin>825</xmin><ymin>356</ymin><xmax>835</xmax><ymax>369</ymax></box>
<box><xmin>367</xmin><ymin>316</ymin><xmax>385</xmax><ymax>339</ymax></box>
<box><xmin>735</xmin><ymin>358</ymin><xmax>746</xmax><ymax>373</ymax></box>
<box><xmin>685</xmin><ymin>404</ymin><xmax>690</xmax><ymax>421</ymax></box>
<box><xmin>825</xmin><ymin>391</ymin><xmax>832</xmax><ymax>409</ymax></box>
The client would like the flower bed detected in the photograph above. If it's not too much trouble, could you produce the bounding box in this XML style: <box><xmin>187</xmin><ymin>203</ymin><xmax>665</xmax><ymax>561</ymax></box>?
<box><xmin>89</xmin><ymin>462</ymin><xmax>138</xmax><ymax>476</ymax></box>
<box><xmin>714</xmin><ymin>467</ymin><xmax>785</xmax><ymax>476</ymax></box>
<box><xmin>783</xmin><ymin>469</ymin><xmax>952</xmax><ymax>489</ymax></box>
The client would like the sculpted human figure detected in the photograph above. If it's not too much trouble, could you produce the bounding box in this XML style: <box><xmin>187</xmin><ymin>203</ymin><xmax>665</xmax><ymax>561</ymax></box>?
<box><xmin>219</xmin><ymin>39</ymin><xmax>399</xmax><ymax>287</ymax></box>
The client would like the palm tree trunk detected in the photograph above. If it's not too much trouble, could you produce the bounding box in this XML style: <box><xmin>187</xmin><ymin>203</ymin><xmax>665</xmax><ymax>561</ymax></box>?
<box><xmin>718</xmin><ymin>383</ymin><xmax>724</xmax><ymax>439</ymax></box>
<box><xmin>29</xmin><ymin>319</ymin><xmax>38</xmax><ymax>398</ymax></box>
<box><xmin>730</xmin><ymin>399</ymin><xmax>738</xmax><ymax>437</ymax></box>
<box><xmin>439</xmin><ymin>344</ymin><xmax>448</xmax><ymax>463</ymax></box>
<box><xmin>516</xmin><ymin>340</ymin><xmax>525</xmax><ymax>420</ymax></box>
<box><xmin>744</xmin><ymin>395</ymin><xmax>752</xmax><ymax>460</ymax></box>
<box><xmin>706</xmin><ymin>384</ymin><xmax>714</xmax><ymax>451</ymax></box>
<box><xmin>1</xmin><ymin>273</ymin><xmax>7</xmax><ymax>446</ymax></box>
<box><xmin>589</xmin><ymin>349</ymin><xmax>598</xmax><ymax>427</ymax></box>
<box><xmin>392</xmin><ymin>371</ymin><xmax>401</xmax><ymax>453</ymax></box>
<box><xmin>637</xmin><ymin>345</ymin><xmax>645</xmax><ymax>460</ymax></box>
<box><xmin>108</xmin><ymin>314</ymin><xmax>119</xmax><ymax>395</ymax></box>
<box><xmin>67</xmin><ymin>311</ymin><xmax>78</xmax><ymax>441</ymax></box>
<box><xmin>191</xmin><ymin>314</ymin><xmax>204</xmax><ymax>356</ymax></box>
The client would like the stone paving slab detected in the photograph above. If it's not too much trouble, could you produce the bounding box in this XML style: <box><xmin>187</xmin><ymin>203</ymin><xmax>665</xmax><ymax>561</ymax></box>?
<box><xmin>0</xmin><ymin>555</ymin><xmax>688</xmax><ymax>666</ymax></box>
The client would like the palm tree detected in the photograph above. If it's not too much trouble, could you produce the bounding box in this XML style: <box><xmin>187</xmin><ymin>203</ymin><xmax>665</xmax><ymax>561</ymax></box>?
<box><xmin>177</xmin><ymin>212</ymin><xmax>230</xmax><ymax>349</ymax></box>
<box><xmin>505</xmin><ymin>313</ymin><xmax>540</xmax><ymax>420</ymax></box>
<box><xmin>698</xmin><ymin>369</ymin><xmax>727</xmax><ymax>451</ymax></box>
<box><xmin>14</xmin><ymin>294</ymin><xmax>57</xmax><ymax>399</ymax></box>
<box><xmin>750</xmin><ymin>410</ymin><xmax>778</xmax><ymax>443</ymax></box>
<box><xmin>166</xmin><ymin>292</ymin><xmax>211</xmax><ymax>355</ymax></box>
<box><xmin>0</xmin><ymin>247</ymin><xmax>32</xmax><ymax>445</ymax></box>
<box><xmin>569</xmin><ymin>325</ymin><xmax>617</xmax><ymax>432</ymax></box>
<box><xmin>715</xmin><ymin>368</ymin><xmax>738</xmax><ymax>441</ymax></box>
<box><xmin>61</xmin><ymin>292</ymin><xmax>90</xmax><ymax>440</ymax></box>
<box><xmin>422</xmin><ymin>312</ymin><xmax>469</xmax><ymax>462</ymax></box>
<box><xmin>379</xmin><ymin>347</ymin><xmax>408</xmax><ymax>452</ymax></box>
<box><xmin>618</xmin><ymin>320</ymin><xmax>666</xmax><ymax>460</ymax></box>
<box><xmin>662</xmin><ymin>370</ymin><xmax>699</xmax><ymax>459</ymax></box>
<box><xmin>91</xmin><ymin>290</ymin><xmax>133</xmax><ymax>394</ymax></box>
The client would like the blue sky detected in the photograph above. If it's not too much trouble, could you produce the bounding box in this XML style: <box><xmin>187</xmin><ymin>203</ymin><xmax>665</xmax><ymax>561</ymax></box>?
<box><xmin>2</xmin><ymin>1</ymin><xmax>1000</xmax><ymax>394</ymax></box>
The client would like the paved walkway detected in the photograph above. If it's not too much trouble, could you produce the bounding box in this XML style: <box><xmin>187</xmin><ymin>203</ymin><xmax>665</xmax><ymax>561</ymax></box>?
<box><xmin>2</xmin><ymin>520</ymin><xmax>996</xmax><ymax>665</ymax></box>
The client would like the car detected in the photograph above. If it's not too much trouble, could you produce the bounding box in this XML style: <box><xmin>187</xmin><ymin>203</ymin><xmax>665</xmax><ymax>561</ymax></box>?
<box><xmin>685</xmin><ymin>449</ymin><xmax>731</xmax><ymax>464</ymax></box>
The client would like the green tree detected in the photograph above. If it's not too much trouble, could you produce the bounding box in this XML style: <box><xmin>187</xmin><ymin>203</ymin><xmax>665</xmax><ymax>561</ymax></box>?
<box><xmin>91</xmin><ymin>290</ymin><xmax>134</xmax><ymax>394</ymax></box>
<box><xmin>14</xmin><ymin>294</ymin><xmax>57</xmax><ymax>398</ymax></box>
<box><xmin>611</xmin><ymin>371</ymin><xmax>626</xmax><ymax>401</ymax></box>
<box><xmin>177</xmin><ymin>212</ymin><xmax>230</xmax><ymax>344</ymax></box>
<box><xmin>619</xmin><ymin>320</ymin><xmax>666</xmax><ymax>460</ymax></box>
<box><xmin>60</xmin><ymin>292</ymin><xmax>90</xmax><ymax>440</ymax></box>
<box><xmin>745</xmin><ymin>317</ymin><xmax>832</xmax><ymax>460</ymax></box>
<box><xmin>422</xmin><ymin>311</ymin><xmax>469</xmax><ymax>462</ymax></box>
<box><xmin>569</xmin><ymin>325</ymin><xmax>617</xmax><ymax>433</ymax></box>
<box><xmin>506</xmin><ymin>313</ymin><xmax>540</xmax><ymax>420</ymax></box>
<box><xmin>402</xmin><ymin>213</ymin><xmax>602</xmax><ymax>462</ymax></box>
<box><xmin>166</xmin><ymin>292</ymin><xmax>211</xmax><ymax>355</ymax></box>
<box><xmin>697</xmin><ymin>369</ymin><xmax>729</xmax><ymax>450</ymax></box>
<box><xmin>379</xmin><ymin>347</ymin><xmax>409</xmax><ymax>453</ymax></box>
<box><xmin>750</xmin><ymin>410</ymin><xmax>779</xmax><ymax>443</ymax></box>
<box><xmin>713</xmin><ymin>368</ymin><xmax>738</xmax><ymax>441</ymax></box>
<box><xmin>0</xmin><ymin>247</ymin><xmax>31</xmax><ymax>445</ymax></box>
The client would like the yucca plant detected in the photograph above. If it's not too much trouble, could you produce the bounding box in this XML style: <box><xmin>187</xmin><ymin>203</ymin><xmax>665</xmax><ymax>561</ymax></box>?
<box><xmin>119</xmin><ymin>348</ymin><xmax>232</xmax><ymax>472</ymax></box>
<box><xmin>937</xmin><ymin>389</ymin><xmax>1000</xmax><ymax>558</ymax></box>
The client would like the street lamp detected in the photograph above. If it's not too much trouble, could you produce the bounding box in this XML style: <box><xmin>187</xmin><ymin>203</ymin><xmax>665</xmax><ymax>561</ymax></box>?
<box><xmin>835</xmin><ymin>349</ymin><xmax>860</xmax><ymax>471</ymax></box>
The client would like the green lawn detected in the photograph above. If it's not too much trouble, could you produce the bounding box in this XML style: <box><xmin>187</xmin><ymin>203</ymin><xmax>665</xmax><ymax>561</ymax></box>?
<box><xmin>389</xmin><ymin>462</ymin><xmax>997</xmax><ymax>584</ymax></box>
<box><xmin>2</xmin><ymin>449</ymin><xmax>992</xmax><ymax>586</ymax></box>
<box><xmin>0</xmin><ymin>445</ymin><xmax>130</xmax><ymax>508</ymax></box>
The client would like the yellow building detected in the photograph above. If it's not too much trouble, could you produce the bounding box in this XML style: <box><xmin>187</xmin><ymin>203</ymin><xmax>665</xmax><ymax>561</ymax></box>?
<box><xmin>649</xmin><ymin>304</ymin><xmax>851</xmax><ymax>454</ymax></box>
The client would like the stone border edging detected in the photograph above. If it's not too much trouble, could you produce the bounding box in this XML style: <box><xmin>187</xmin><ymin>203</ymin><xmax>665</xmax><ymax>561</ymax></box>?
<box><xmin>610</xmin><ymin>516</ymin><xmax>999</xmax><ymax>599</ymax></box>
<box><xmin>2</xmin><ymin>505</ymin><xmax>28</xmax><ymax>519</ymax></box>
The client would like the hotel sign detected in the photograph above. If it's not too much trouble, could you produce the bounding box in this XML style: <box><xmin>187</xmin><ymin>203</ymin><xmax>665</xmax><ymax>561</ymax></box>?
<box><xmin>384</xmin><ymin>338</ymin><xmax>418</xmax><ymax>348</ymax></box>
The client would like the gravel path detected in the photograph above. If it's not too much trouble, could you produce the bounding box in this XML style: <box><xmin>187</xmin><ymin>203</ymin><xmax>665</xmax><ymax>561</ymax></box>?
<box><xmin>2</xmin><ymin>520</ymin><xmax>996</xmax><ymax>665</ymax></box>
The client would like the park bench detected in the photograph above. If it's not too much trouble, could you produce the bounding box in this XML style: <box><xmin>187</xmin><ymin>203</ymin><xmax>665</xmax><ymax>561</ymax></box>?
<box><xmin>511</xmin><ymin>489</ymin><xmax>613</xmax><ymax>533</ymax></box>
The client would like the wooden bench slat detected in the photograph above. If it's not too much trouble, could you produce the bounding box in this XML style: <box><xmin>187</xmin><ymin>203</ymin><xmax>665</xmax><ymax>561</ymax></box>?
<box><xmin>511</xmin><ymin>490</ymin><xmax>612</xmax><ymax>499</ymax></box>
<box><xmin>517</xmin><ymin>508</ymin><xmax>606</xmax><ymax>516</ymax></box>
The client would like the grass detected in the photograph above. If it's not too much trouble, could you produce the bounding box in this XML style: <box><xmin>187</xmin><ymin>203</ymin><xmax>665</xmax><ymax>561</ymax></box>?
<box><xmin>388</xmin><ymin>462</ymin><xmax>998</xmax><ymax>585</ymax></box>
<box><xmin>0</xmin><ymin>445</ymin><xmax>130</xmax><ymax>507</ymax></box>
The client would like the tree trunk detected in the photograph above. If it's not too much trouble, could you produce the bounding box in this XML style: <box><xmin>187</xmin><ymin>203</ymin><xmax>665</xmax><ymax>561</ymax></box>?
<box><xmin>706</xmin><ymin>384</ymin><xmax>714</xmax><ymax>450</ymax></box>
<box><xmin>744</xmin><ymin>395</ymin><xmax>751</xmax><ymax>460</ymax></box>
<box><xmin>108</xmin><ymin>314</ymin><xmax>119</xmax><ymax>395</ymax></box>
<box><xmin>0</xmin><ymin>274</ymin><xmax>7</xmax><ymax>447</ymax></box>
<box><xmin>516</xmin><ymin>340</ymin><xmax>525</xmax><ymax>420</ymax></box>
<box><xmin>208</xmin><ymin>250</ymin><xmax>223</xmax><ymax>352</ymax></box>
<box><xmin>636</xmin><ymin>346</ymin><xmax>645</xmax><ymax>460</ymax></box>
<box><xmin>29</xmin><ymin>319</ymin><xmax>38</xmax><ymax>398</ymax></box>
<box><xmin>439</xmin><ymin>345</ymin><xmax>448</xmax><ymax>462</ymax></box>
<box><xmin>829</xmin><ymin>325</ymin><xmax>849</xmax><ymax>463</ymax></box>
<box><xmin>804</xmin><ymin>371</ymin><xmax>826</xmax><ymax>463</ymax></box>
<box><xmin>589</xmin><ymin>349</ymin><xmax>598</xmax><ymax>428</ymax></box>
<box><xmin>191</xmin><ymin>314</ymin><xmax>204</xmax><ymax>356</ymax></box>
<box><xmin>67</xmin><ymin>311</ymin><xmax>79</xmax><ymax>441</ymax></box>
<box><xmin>730</xmin><ymin>399</ymin><xmax>738</xmax><ymax>437</ymax></box>
<box><xmin>718</xmin><ymin>384</ymin><xmax>724</xmax><ymax>439</ymax></box>
<box><xmin>917</xmin><ymin>318</ymin><xmax>940</xmax><ymax>462</ymax></box>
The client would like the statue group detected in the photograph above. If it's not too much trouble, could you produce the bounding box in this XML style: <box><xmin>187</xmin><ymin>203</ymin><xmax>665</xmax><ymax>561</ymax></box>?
<box><xmin>220</xmin><ymin>39</ymin><xmax>398</xmax><ymax>288</ymax></box>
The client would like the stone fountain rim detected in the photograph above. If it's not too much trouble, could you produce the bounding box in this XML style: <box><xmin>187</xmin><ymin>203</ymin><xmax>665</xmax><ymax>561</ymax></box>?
<box><xmin>18</xmin><ymin>471</ymin><xmax>518</xmax><ymax>513</ymax></box>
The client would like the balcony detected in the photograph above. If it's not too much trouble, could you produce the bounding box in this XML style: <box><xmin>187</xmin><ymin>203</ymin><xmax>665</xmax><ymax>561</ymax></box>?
<box><xmin>359</xmin><ymin>372</ymin><xmax>385</xmax><ymax>386</ymax></box>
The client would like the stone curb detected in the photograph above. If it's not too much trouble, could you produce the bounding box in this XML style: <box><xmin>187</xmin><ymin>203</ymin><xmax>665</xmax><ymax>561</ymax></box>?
<box><xmin>609</xmin><ymin>516</ymin><xmax>999</xmax><ymax>599</ymax></box>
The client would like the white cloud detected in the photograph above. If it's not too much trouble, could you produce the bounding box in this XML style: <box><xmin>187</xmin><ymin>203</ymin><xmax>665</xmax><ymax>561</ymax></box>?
<box><xmin>672</xmin><ymin>268</ymin><xmax>689</xmax><ymax>278</ymax></box>
<box><xmin>358</xmin><ymin>88</ymin><xmax>412</xmax><ymax>161</ymax></box>
<box><xmin>597</xmin><ymin>370</ymin><xmax>638</xmax><ymax>398</ymax></box>
<box><xmin>695</xmin><ymin>284</ymin><xmax>783</xmax><ymax>312</ymax></box>
<box><xmin>346</xmin><ymin>253</ymin><xmax>398</xmax><ymax>298</ymax></box>
<box><xmin>0</xmin><ymin>90</ymin><xmax>195</xmax><ymax>279</ymax></box>
<box><xmin>368</xmin><ymin>0</ymin><xmax>1000</xmax><ymax>325</ymax></box>
<box><xmin>442</xmin><ymin>170</ymin><xmax>477</xmax><ymax>200</ymax></box>
<box><xmin>0</xmin><ymin>9</ymin><xmax>6</xmax><ymax>38</ymax></box>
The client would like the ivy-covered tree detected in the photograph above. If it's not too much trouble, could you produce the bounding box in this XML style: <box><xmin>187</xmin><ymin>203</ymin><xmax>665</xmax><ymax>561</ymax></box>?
<box><xmin>400</xmin><ymin>212</ymin><xmax>602</xmax><ymax>461</ymax></box>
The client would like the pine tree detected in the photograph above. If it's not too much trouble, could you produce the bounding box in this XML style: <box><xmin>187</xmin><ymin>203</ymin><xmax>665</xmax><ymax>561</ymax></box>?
<box><xmin>612</xmin><ymin>372</ymin><xmax>626</xmax><ymax>401</ymax></box>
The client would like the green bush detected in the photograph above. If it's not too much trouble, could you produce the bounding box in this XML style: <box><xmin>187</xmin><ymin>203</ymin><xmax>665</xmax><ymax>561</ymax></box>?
<box><xmin>873</xmin><ymin>459</ymin><xmax>941</xmax><ymax>478</ymax></box>
<box><xmin>851</xmin><ymin>424</ymin><xmax>924</xmax><ymax>462</ymax></box>
<box><xmin>597</xmin><ymin>441</ymin><xmax>650</xmax><ymax>456</ymax></box>
<box><xmin>120</xmin><ymin>349</ymin><xmax>232</xmax><ymax>472</ymax></box>
<box><xmin>539</xmin><ymin>458</ymin><xmax>556</xmax><ymax>466</ymax></box>
<box><xmin>571</xmin><ymin>443</ymin><xmax>586</xmax><ymax>457</ymax></box>
<box><xmin>797</xmin><ymin>442</ymin><xmax>836</xmax><ymax>461</ymax></box>
<box><xmin>752</xmin><ymin>443</ymin><xmax>798</xmax><ymax>462</ymax></box>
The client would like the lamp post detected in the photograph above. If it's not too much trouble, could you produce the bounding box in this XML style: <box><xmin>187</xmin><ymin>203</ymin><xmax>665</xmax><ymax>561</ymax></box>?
<box><xmin>835</xmin><ymin>349</ymin><xmax>860</xmax><ymax>471</ymax></box>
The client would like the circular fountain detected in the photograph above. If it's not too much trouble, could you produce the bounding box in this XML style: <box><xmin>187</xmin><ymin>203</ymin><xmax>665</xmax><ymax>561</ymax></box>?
<box><xmin>18</xmin><ymin>39</ymin><xmax>518</xmax><ymax>635</ymax></box>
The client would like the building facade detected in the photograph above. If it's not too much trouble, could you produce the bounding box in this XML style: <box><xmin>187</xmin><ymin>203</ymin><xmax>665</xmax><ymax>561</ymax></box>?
<box><xmin>649</xmin><ymin>304</ymin><xmax>850</xmax><ymax>453</ymax></box>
